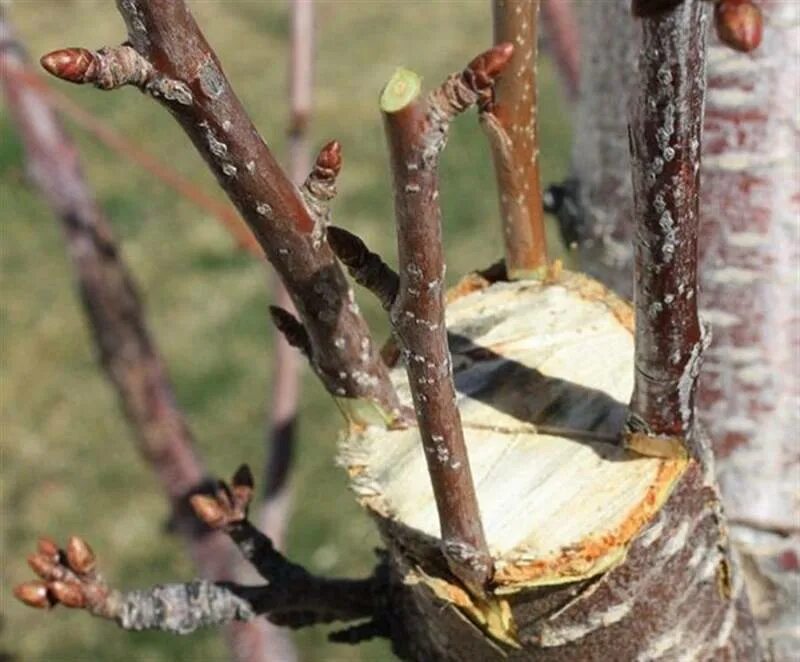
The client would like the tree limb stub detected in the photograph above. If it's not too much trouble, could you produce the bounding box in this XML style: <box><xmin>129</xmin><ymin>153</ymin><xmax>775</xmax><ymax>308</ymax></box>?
<box><xmin>376</xmin><ymin>44</ymin><xmax>514</xmax><ymax>595</ymax></box>
<box><xmin>40</xmin><ymin>0</ymin><xmax>401</xmax><ymax>421</ymax></box>
<box><xmin>626</xmin><ymin>0</ymin><xmax>709</xmax><ymax>455</ymax></box>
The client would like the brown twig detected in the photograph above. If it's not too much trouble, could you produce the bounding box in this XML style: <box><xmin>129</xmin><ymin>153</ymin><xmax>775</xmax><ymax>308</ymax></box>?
<box><xmin>14</xmin><ymin>530</ymin><xmax>381</xmax><ymax>635</ymax></box>
<box><xmin>482</xmin><ymin>0</ymin><xmax>548</xmax><ymax>278</ymax></box>
<box><xmin>40</xmin><ymin>0</ymin><xmax>402</xmax><ymax>423</ymax></box>
<box><xmin>0</xmin><ymin>18</ymin><xmax>277</xmax><ymax>658</ymax></box>
<box><xmin>258</xmin><ymin>2</ymin><xmax>314</xmax><ymax>567</ymax></box>
<box><xmin>540</xmin><ymin>0</ymin><xmax>580</xmax><ymax>100</ymax></box>
<box><xmin>625</xmin><ymin>0</ymin><xmax>710</xmax><ymax>457</ymax></box>
<box><xmin>369</xmin><ymin>45</ymin><xmax>514</xmax><ymax>595</ymax></box>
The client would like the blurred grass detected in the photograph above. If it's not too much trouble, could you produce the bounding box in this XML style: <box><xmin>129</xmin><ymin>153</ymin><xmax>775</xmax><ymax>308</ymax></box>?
<box><xmin>0</xmin><ymin>1</ymin><xmax>572</xmax><ymax>660</ymax></box>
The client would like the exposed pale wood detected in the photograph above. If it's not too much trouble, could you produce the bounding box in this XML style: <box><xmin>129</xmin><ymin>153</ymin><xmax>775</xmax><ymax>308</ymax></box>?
<box><xmin>342</xmin><ymin>275</ymin><xmax>681</xmax><ymax>589</ymax></box>
<box><xmin>340</xmin><ymin>274</ymin><xmax>758</xmax><ymax>659</ymax></box>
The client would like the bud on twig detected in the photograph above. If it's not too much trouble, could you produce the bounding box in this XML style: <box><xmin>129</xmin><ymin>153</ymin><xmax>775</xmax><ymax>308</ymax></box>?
<box><xmin>715</xmin><ymin>0</ymin><xmax>762</xmax><ymax>53</ymax></box>
<box><xmin>48</xmin><ymin>580</ymin><xmax>86</xmax><ymax>609</ymax></box>
<box><xmin>231</xmin><ymin>464</ymin><xmax>254</xmax><ymax>510</ymax></box>
<box><xmin>14</xmin><ymin>581</ymin><xmax>53</xmax><ymax>609</ymax></box>
<box><xmin>37</xmin><ymin>536</ymin><xmax>60</xmax><ymax>561</ymax></box>
<box><xmin>327</xmin><ymin>227</ymin><xmax>399</xmax><ymax>311</ymax></box>
<box><xmin>313</xmin><ymin>140</ymin><xmax>342</xmax><ymax>180</ymax></box>
<box><xmin>190</xmin><ymin>494</ymin><xmax>227</xmax><ymax>529</ymax></box>
<box><xmin>66</xmin><ymin>536</ymin><xmax>96</xmax><ymax>575</ymax></box>
<box><xmin>40</xmin><ymin>48</ymin><xmax>97</xmax><ymax>83</ymax></box>
<box><xmin>27</xmin><ymin>553</ymin><xmax>58</xmax><ymax>580</ymax></box>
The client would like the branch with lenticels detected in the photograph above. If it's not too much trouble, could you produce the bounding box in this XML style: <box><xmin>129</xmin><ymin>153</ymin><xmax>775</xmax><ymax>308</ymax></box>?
<box><xmin>625</xmin><ymin>0</ymin><xmax>710</xmax><ymax>458</ymax></box>
<box><xmin>39</xmin><ymin>0</ymin><xmax>403</xmax><ymax>424</ymax></box>
<box><xmin>481</xmin><ymin>1</ymin><xmax>548</xmax><ymax>278</ymax></box>
<box><xmin>330</xmin><ymin>44</ymin><xmax>514</xmax><ymax>596</ymax></box>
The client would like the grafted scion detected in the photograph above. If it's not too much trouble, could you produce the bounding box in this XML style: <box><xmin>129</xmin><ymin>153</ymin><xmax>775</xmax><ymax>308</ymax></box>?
<box><xmin>626</xmin><ymin>0</ymin><xmax>709</xmax><ymax>455</ymax></box>
<box><xmin>374</xmin><ymin>44</ymin><xmax>514</xmax><ymax>595</ymax></box>
<box><xmin>482</xmin><ymin>0</ymin><xmax>548</xmax><ymax>278</ymax></box>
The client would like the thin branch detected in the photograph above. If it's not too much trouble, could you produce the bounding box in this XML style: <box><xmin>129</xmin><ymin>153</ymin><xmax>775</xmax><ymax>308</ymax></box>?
<box><xmin>372</xmin><ymin>44</ymin><xmax>514</xmax><ymax>595</ymax></box>
<box><xmin>0</xmin><ymin>20</ymin><xmax>279</xmax><ymax>658</ymax></box>
<box><xmin>14</xmin><ymin>534</ymin><xmax>380</xmax><ymax>635</ymax></box>
<box><xmin>625</xmin><ymin>0</ymin><xmax>710</xmax><ymax>456</ymax></box>
<box><xmin>482</xmin><ymin>0</ymin><xmax>548</xmax><ymax>278</ymax></box>
<box><xmin>258</xmin><ymin>1</ymin><xmax>314</xmax><ymax>563</ymax></box>
<box><xmin>2</xmin><ymin>10</ymin><xmax>208</xmax><ymax>559</ymax></box>
<box><xmin>40</xmin><ymin>0</ymin><xmax>402</xmax><ymax>422</ymax></box>
<box><xmin>540</xmin><ymin>0</ymin><xmax>580</xmax><ymax>101</ymax></box>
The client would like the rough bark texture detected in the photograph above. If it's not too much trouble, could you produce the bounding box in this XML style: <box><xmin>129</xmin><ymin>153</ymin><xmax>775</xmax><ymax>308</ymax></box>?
<box><xmin>0</xmin><ymin>16</ymin><xmax>271</xmax><ymax>661</ymax></box>
<box><xmin>99</xmin><ymin>0</ymin><xmax>400</xmax><ymax>419</ymax></box>
<box><xmin>484</xmin><ymin>0</ymin><xmax>548</xmax><ymax>277</ymax></box>
<box><xmin>384</xmin><ymin>462</ymin><xmax>759</xmax><ymax>661</ymax></box>
<box><xmin>699</xmin><ymin>3</ymin><xmax>800</xmax><ymax>658</ymax></box>
<box><xmin>626</xmin><ymin>0</ymin><xmax>709</xmax><ymax>450</ymax></box>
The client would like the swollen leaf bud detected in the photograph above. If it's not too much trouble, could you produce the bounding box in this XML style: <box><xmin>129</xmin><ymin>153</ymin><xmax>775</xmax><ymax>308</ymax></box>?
<box><xmin>27</xmin><ymin>553</ymin><xmax>57</xmax><ymax>580</ymax></box>
<box><xmin>40</xmin><ymin>48</ymin><xmax>97</xmax><ymax>83</ymax></box>
<box><xmin>66</xmin><ymin>536</ymin><xmax>96</xmax><ymax>575</ymax></box>
<box><xmin>715</xmin><ymin>0</ymin><xmax>763</xmax><ymax>53</ymax></box>
<box><xmin>14</xmin><ymin>581</ymin><xmax>52</xmax><ymax>609</ymax></box>
<box><xmin>190</xmin><ymin>494</ymin><xmax>227</xmax><ymax>529</ymax></box>
<box><xmin>48</xmin><ymin>581</ymin><xmax>86</xmax><ymax>609</ymax></box>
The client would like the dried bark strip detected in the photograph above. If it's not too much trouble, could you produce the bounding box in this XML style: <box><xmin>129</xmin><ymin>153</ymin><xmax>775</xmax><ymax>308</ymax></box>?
<box><xmin>41</xmin><ymin>0</ymin><xmax>401</xmax><ymax>420</ymax></box>
<box><xmin>483</xmin><ymin>0</ymin><xmax>548</xmax><ymax>277</ymax></box>
<box><xmin>0</xmin><ymin>18</ymin><xmax>271</xmax><ymax>660</ymax></box>
<box><xmin>377</xmin><ymin>46</ymin><xmax>514</xmax><ymax>594</ymax></box>
<box><xmin>626</xmin><ymin>0</ymin><xmax>709</xmax><ymax>453</ymax></box>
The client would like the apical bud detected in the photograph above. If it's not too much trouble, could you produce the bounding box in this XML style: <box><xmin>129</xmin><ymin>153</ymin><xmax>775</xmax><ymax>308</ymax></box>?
<box><xmin>48</xmin><ymin>581</ymin><xmax>86</xmax><ymax>609</ymax></box>
<box><xmin>14</xmin><ymin>581</ymin><xmax>52</xmax><ymax>609</ymax></box>
<box><xmin>315</xmin><ymin>141</ymin><xmax>342</xmax><ymax>176</ymax></box>
<box><xmin>40</xmin><ymin>48</ymin><xmax>97</xmax><ymax>83</ymax></box>
<box><xmin>715</xmin><ymin>0</ymin><xmax>763</xmax><ymax>53</ymax></box>
<box><xmin>66</xmin><ymin>536</ymin><xmax>96</xmax><ymax>575</ymax></box>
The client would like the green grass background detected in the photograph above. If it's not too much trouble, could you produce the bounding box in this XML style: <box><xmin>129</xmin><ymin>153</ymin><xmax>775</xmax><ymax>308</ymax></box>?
<box><xmin>1</xmin><ymin>2</ymin><xmax>572</xmax><ymax>660</ymax></box>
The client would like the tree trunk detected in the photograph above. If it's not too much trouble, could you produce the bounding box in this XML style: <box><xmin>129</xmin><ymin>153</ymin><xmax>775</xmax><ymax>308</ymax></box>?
<box><xmin>698</xmin><ymin>4</ymin><xmax>800</xmax><ymax>659</ymax></box>
<box><xmin>567</xmin><ymin>2</ymin><xmax>798</xmax><ymax>658</ymax></box>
